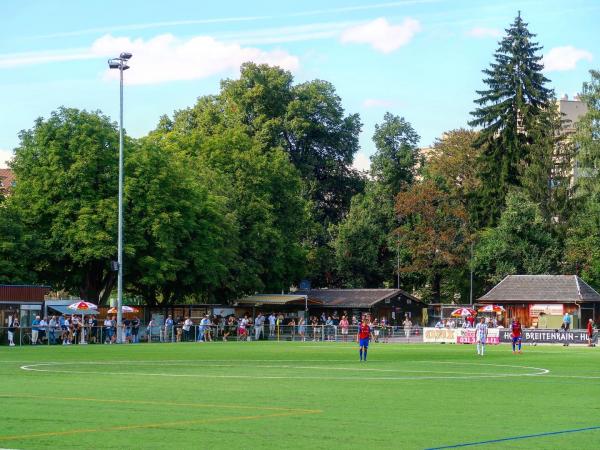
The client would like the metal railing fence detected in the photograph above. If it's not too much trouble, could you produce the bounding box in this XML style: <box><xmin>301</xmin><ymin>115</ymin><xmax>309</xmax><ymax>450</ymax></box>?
<box><xmin>0</xmin><ymin>324</ymin><xmax>425</xmax><ymax>346</ymax></box>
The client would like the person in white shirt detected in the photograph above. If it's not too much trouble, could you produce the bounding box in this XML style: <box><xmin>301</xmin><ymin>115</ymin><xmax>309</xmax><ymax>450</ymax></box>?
<box><xmin>403</xmin><ymin>317</ymin><xmax>413</xmax><ymax>338</ymax></box>
<box><xmin>103</xmin><ymin>317</ymin><xmax>113</xmax><ymax>344</ymax></box>
<box><xmin>475</xmin><ymin>317</ymin><xmax>488</xmax><ymax>356</ymax></box>
<box><xmin>239</xmin><ymin>315</ymin><xmax>249</xmax><ymax>341</ymax></box>
<box><xmin>254</xmin><ymin>313</ymin><xmax>265</xmax><ymax>341</ymax></box>
<box><xmin>39</xmin><ymin>317</ymin><xmax>48</xmax><ymax>344</ymax></box>
<box><xmin>268</xmin><ymin>313</ymin><xmax>276</xmax><ymax>337</ymax></box>
<box><xmin>182</xmin><ymin>317</ymin><xmax>193</xmax><ymax>342</ymax></box>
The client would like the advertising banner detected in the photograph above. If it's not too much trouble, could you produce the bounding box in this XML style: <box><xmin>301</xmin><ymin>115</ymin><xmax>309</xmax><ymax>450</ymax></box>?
<box><xmin>424</xmin><ymin>327</ymin><xmax>502</xmax><ymax>344</ymax></box>
<box><xmin>498</xmin><ymin>328</ymin><xmax>595</xmax><ymax>344</ymax></box>
<box><xmin>423</xmin><ymin>328</ymin><xmax>457</xmax><ymax>343</ymax></box>
<box><xmin>456</xmin><ymin>328</ymin><xmax>500</xmax><ymax>344</ymax></box>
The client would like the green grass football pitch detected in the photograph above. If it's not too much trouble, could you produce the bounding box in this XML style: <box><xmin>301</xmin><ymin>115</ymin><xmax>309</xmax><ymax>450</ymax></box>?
<box><xmin>1</xmin><ymin>342</ymin><xmax>599</xmax><ymax>449</ymax></box>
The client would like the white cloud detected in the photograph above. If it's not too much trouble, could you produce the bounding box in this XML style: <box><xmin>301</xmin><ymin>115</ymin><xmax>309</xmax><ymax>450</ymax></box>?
<box><xmin>0</xmin><ymin>149</ymin><xmax>14</xmax><ymax>169</ymax></box>
<box><xmin>340</xmin><ymin>17</ymin><xmax>421</xmax><ymax>53</ymax></box>
<box><xmin>93</xmin><ymin>34</ymin><xmax>300</xmax><ymax>85</ymax></box>
<box><xmin>0</xmin><ymin>48</ymin><xmax>96</xmax><ymax>68</ymax></box>
<box><xmin>352</xmin><ymin>152</ymin><xmax>371</xmax><ymax>172</ymax></box>
<box><xmin>363</xmin><ymin>98</ymin><xmax>396</xmax><ymax>108</ymax></box>
<box><xmin>0</xmin><ymin>33</ymin><xmax>300</xmax><ymax>85</ymax></box>
<box><xmin>466</xmin><ymin>27</ymin><xmax>500</xmax><ymax>38</ymax></box>
<box><xmin>543</xmin><ymin>46</ymin><xmax>593</xmax><ymax>72</ymax></box>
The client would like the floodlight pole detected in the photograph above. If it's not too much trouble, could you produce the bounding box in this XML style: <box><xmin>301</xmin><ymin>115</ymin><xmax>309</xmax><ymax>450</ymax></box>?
<box><xmin>108</xmin><ymin>53</ymin><xmax>131</xmax><ymax>344</ymax></box>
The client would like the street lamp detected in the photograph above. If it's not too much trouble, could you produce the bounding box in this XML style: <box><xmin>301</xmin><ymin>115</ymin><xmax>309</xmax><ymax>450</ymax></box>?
<box><xmin>108</xmin><ymin>52</ymin><xmax>132</xmax><ymax>344</ymax></box>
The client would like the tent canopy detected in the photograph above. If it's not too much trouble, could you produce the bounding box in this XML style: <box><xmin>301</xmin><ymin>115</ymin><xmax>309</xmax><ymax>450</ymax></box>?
<box><xmin>48</xmin><ymin>305</ymin><xmax>99</xmax><ymax>315</ymax></box>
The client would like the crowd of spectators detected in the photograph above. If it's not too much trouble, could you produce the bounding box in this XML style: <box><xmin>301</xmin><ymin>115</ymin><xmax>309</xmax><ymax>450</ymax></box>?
<box><xmin>5</xmin><ymin>310</ymin><xmax>420</xmax><ymax>345</ymax></box>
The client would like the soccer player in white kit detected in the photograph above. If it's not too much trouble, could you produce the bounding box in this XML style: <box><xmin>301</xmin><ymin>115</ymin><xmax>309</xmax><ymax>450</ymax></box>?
<box><xmin>475</xmin><ymin>317</ymin><xmax>488</xmax><ymax>356</ymax></box>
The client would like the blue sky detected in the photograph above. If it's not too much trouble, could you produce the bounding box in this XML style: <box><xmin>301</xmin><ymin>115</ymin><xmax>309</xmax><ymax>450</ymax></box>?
<box><xmin>1</xmin><ymin>0</ymin><xmax>598</xmax><ymax>169</ymax></box>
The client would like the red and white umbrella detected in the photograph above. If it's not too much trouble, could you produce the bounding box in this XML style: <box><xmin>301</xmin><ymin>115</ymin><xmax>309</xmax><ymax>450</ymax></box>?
<box><xmin>67</xmin><ymin>301</ymin><xmax>98</xmax><ymax>312</ymax></box>
<box><xmin>450</xmin><ymin>307</ymin><xmax>477</xmax><ymax>317</ymax></box>
<box><xmin>107</xmin><ymin>305</ymin><xmax>139</xmax><ymax>314</ymax></box>
<box><xmin>478</xmin><ymin>305</ymin><xmax>505</xmax><ymax>313</ymax></box>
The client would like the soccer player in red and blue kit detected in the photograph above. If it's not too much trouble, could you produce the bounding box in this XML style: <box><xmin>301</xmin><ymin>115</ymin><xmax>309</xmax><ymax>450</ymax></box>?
<box><xmin>357</xmin><ymin>317</ymin><xmax>371</xmax><ymax>361</ymax></box>
<box><xmin>511</xmin><ymin>318</ymin><xmax>522</xmax><ymax>354</ymax></box>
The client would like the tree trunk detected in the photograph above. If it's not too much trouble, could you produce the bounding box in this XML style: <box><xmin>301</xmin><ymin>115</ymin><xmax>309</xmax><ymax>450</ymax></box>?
<box><xmin>431</xmin><ymin>272</ymin><xmax>442</xmax><ymax>303</ymax></box>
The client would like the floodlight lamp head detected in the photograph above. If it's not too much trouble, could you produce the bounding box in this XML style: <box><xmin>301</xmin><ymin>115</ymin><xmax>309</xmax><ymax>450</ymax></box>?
<box><xmin>108</xmin><ymin>59</ymin><xmax>120</xmax><ymax>69</ymax></box>
<box><xmin>120</xmin><ymin>52</ymin><xmax>133</xmax><ymax>60</ymax></box>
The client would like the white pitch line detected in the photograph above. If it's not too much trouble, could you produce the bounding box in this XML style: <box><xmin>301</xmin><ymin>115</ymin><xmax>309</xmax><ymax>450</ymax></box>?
<box><xmin>19</xmin><ymin>360</ymin><xmax>549</xmax><ymax>381</ymax></box>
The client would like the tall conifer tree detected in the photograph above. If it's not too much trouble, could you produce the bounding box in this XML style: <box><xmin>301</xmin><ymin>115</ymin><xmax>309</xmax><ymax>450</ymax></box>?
<box><xmin>469</xmin><ymin>13</ymin><xmax>553</xmax><ymax>225</ymax></box>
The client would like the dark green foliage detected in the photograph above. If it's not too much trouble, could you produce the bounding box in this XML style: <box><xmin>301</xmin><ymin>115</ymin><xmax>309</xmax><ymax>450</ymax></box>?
<box><xmin>9</xmin><ymin>107</ymin><xmax>120</xmax><ymax>301</ymax></box>
<box><xmin>469</xmin><ymin>13</ymin><xmax>554</xmax><ymax>226</ymax></box>
<box><xmin>371</xmin><ymin>113</ymin><xmax>420</xmax><ymax>194</ymax></box>
<box><xmin>473</xmin><ymin>191</ymin><xmax>560</xmax><ymax>288</ymax></box>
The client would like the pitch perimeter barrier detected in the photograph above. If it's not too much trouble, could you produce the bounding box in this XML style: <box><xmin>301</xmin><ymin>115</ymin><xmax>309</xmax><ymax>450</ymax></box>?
<box><xmin>423</xmin><ymin>327</ymin><xmax>501</xmax><ymax>344</ymax></box>
<box><xmin>1</xmin><ymin>324</ymin><xmax>424</xmax><ymax>345</ymax></box>
<box><xmin>499</xmin><ymin>328</ymin><xmax>597</xmax><ymax>345</ymax></box>
<box><xmin>4</xmin><ymin>325</ymin><xmax>592</xmax><ymax>346</ymax></box>
<box><xmin>423</xmin><ymin>327</ymin><xmax>596</xmax><ymax>345</ymax></box>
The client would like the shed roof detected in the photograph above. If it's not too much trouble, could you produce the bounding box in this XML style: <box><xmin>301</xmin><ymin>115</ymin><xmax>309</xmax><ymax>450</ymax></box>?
<box><xmin>0</xmin><ymin>285</ymin><xmax>51</xmax><ymax>302</ymax></box>
<box><xmin>235</xmin><ymin>294</ymin><xmax>321</xmax><ymax>306</ymax></box>
<box><xmin>296</xmin><ymin>289</ymin><xmax>422</xmax><ymax>308</ymax></box>
<box><xmin>478</xmin><ymin>275</ymin><xmax>600</xmax><ymax>303</ymax></box>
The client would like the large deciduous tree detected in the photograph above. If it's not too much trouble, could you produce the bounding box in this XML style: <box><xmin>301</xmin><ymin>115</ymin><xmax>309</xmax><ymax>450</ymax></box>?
<box><xmin>425</xmin><ymin>129</ymin><xmax>481</xmax><ymax>222</ymax></box>
<box><xmin>395</xmin><ymin>180</ymin><xmax>471</xmax><ymax>302</ymax></box>
<box><xmin>220</xmin><ymin>63</ymin><xmax>364</xmax><ymax>226</ymax></box>
<box><xmin>10</xmin><ymin>107</ymin><xmax>120</xmax><ymax>301</ymax></box>
<box><xmin>370</xmin><ymin>113</ymin><xmax>420</xmax><ymax>195</ymax></box>
<box><xmin>123</xmin><ymin>138</ymin><xmax>237</xmax><ymax>305</ymax></box>
<box><xmin>333</xmin><ymin>114</ymin><xmax>421</xmax><ymax>289</ymax></box>
<box><xmin>469</xmin><ymin>13</ymin><xmax>554</xmax><ymax>226</ymax></box>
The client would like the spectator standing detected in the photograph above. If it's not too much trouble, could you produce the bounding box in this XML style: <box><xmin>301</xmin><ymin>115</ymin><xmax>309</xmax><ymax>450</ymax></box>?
<box><xmin>89</xmin><ymin>315</ymin><xmax>98</xmax><ymax>344</ymax></box>
<box><xmin>63</xmin><ymin>316</ymin><xmax>72</xmax><ymax>345</ymax></box>
<box><xmin>31</xmin><ymin>315</ymin><xmax>41</xmax><ymax>345</ymax></box>
<box><xmin>104</xmin><ymin>316</ymin><xmax>113</xmax><ymax>344</ymax></box>
<box><xmin>311</xmin><ymin>316</ymin><xmax>319</xmax><ymax>341</ymax></box>
<box><xmin>268</xmin><ymin>313</ymin><xmax>276</xmax><ymax>337</ymax></box>
<box><xmin>200</xmin><ymin>315</ymin><xmax>212</xmax><ymax>342</ymax></box>
<box><xmin>254</xmin><ymin>313</ymin><xmax>265</xmax><ymax>341</ymax></box>
<box><xmin>7</xmin><ymin>315</ymin><xmax>18</xmax><ymax>346</ymax></box>
<box><xmin>48</xmin><ymin>316</ymin><xmax>58</xmax><ymax>344</ymax></box>
<box><xmin>59</xmin><ymin>315</ymin><xmax>67</xmax><ymax>342</ymax></box>
<box><xmin>146</xmin><ymin>318</ymin><xmax>156</xmax><ymax>343</ymax></box>
<box><xmin>325</xmin><ymin>316</ymin><xmax>334</xmax><ymax>341</ymax></box>
<box><xmin>339</xmin><ymin>315</ymin><xmax>349</xmax><ymax>342</ymax></box>
<box><xmin>223</xmin><ymin>316</ymin><xmax>236</xmax><ymax>341</ymax></box>
<box><xmin>238</xmin><ymin>315</ymin><xmax>249</xmax><ymax>341</ymax></box>
<box><xmin>39</xmin><ymin>317</ymin><xmax>48</xmax><ymax>344</ymax></box>
<box><xmin>123</xmin><ymin>318</ymin><xmax>132</xmax><ymax>344</ymax></box>
<box><xmin>298</xmin><ymin>317</ymin><xmax>306</xmax><ymax>341</ymax></box>
<box><xmin>289</xmin><ymin>318</ymin><xmax>296</xmax><ymax>341</ymax></box>
<box><xmin>164</xmin><ymin>315</ymin><xmax>174</xmax><ymax>342</ymax></box>
<box><xmin>71</xmin><ymin>315</ymin><xmax>81</xmax><ymax>344</ymax></box>
<box><xmin>403</xmin><ymin>317</ymin><xmax>413</xmax><ymax>338</ymax></box>
<box><xmin>131</xmin><ymin>316</ymin><xmax>140</xmax><ymax>343</ymax></box>
<box><xmin>183</xmin><ymin>317</ymin><xmax>192</xmax><ymax>342</ymax></box>
<box><xmin>563</xmin><ymin>312</ymin><xmax>571</xmax><ymax>331</ymax></box>
<box><xmin>380</xmin><ymin>317</ymin><xmax>389</xmax><ymax>343</ymax></box>
<box><xmin>587</xmin><ymin>319</ymin><xmax>595</xmax><ymax>347</ymax></box>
